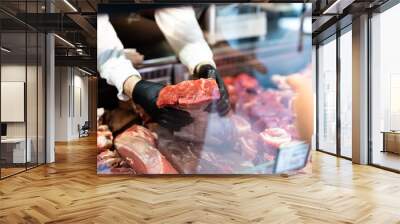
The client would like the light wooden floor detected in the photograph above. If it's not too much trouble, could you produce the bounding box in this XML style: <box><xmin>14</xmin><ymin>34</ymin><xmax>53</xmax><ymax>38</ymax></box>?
<box><xmin>1</xmin><ymin>167</ymin><xmax>26</xmax><ymax>178</ymax></box>
<box><xmin>373</xmin><ymin>150</ymin><xmax>400</xmax><ymax>171</ymax></box>
<box><xmin>1</xmin><ymin>136</ymin><xmax>400</xmax><ymax>224</ymax></box>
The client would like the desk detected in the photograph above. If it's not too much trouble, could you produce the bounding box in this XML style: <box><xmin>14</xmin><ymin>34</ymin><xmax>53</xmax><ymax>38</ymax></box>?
<box><xmin>381</xmin><ymin>131</ymin><xmax>400</xmax><ymax>155</ymax></box>
<box><xmin>1</xmin><ymin>138</ymin><xmax>31</xmax><ymax>163</ymax></box>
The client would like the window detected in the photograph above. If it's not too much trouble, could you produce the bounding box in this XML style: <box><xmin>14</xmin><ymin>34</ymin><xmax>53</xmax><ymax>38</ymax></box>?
<box><xmin>370</xmin><ymin>3</ymin><xmax>400</xmax><ymax>171</ymax></box>
<box><xmin>317</xmin><ymin>36</ymin><xmax>337</xmax><ymax>154</ymax></box>
<box><xmin>339</xmin><ymin>28</ymin><xmax>352</xmax><ymax>158</ymax></box>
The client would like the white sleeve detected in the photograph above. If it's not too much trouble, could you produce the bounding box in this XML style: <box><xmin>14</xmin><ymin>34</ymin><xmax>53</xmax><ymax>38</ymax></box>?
<box><xmin>97</xmin><ymin>14</ymin><xmax>141</xmax><ymax>101</ymax></box>
<box><xmin>155</xmin><ymin>7</ymin><xmax>216</xmax><ymax>74</ymax></box>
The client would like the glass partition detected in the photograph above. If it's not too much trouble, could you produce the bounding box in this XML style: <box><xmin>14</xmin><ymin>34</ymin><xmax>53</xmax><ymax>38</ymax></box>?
<box><xmin>0</xmin><ymin>1</ymin><xmax>46</xmax><ymax>179</ymax></box>
<box><xmin>1</xmin><ymin>31</ymin><xmax>28</xmax><ymax>177</ymax></box>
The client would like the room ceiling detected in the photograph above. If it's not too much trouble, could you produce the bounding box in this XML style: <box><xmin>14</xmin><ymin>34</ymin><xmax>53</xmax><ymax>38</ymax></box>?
<box><xmin>312</xmin><ymin>0</ymin><xmax>390</xmax><ymax>44</ymax></box>
<box><xmin>0</xmin><ymin>0</ymin><xmax>324</xmax><ymax>69</ymax></box>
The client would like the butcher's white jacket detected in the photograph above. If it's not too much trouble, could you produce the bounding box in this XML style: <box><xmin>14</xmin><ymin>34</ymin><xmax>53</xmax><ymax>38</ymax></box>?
<box><xmin>97</xmin><ymin>7</ymin><xmax>215</xmax><ymax>101</ymax></box>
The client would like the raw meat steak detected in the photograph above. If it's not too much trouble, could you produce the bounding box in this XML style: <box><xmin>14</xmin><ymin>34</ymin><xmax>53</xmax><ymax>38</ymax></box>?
<box><xmin>97</xmin><ymin>125</ymin><xmax>113</xmax><ymax>153</ymax></box>
<box><xmin>231</xmin><ymin>114</ymin><xmax>251</xmax><ymax>134</ymax></box>
<box><xmin>237</xmin><ymin>131</ymin><xmax>261</xmax><ymax>161</ymax></box>
<box><xmin>98</xmin><ymin>149</ymin><xmax>119</xmax><ymax>161</ymax></box>
<box><xmin>114</xmin><ymin>124</ymin><xmax>177</xmax><ymax>174</ymax></box>
<box><xmin>122</xmin><ymin>125</ymin><xmax>158</xmax><ymax>146</ymax></box>
<box><xmin>173</xmin><ymin>113</ymin><xmax>249</xmax><ymax>147</ymax></box>
<box><xmin>97</xmin><ymin>149</ymin><xmax>134</xmax><ymax>174</ymax></box>
<box><xmin>156</xmin><ymin>78</ymin><xmax>220</xmax><ymax>109</ymax></box>
<box><xmin>283</xmin><ymin>124</ymin><xmax>300</xmax><ymax>139</ymax></box>
<box><xmin>150</xmin><ymin>124</ymin><xmax>202</xmax><ymax>173</ymax></box>
<box><xmin>234</xmin><ymin>73</ymin><xmax>259</xmax><ymax>91</ymax></box>
<box><xmin>109</xmin><ymin>167</ymin><xmax>135</xmax><ymax>174</ymax></box>
<box><xmin>156</xmin><ymin>78</ymin><xmax>230</xmax><ymax>144</ymax></box>
<box><xmin>97</xmin><ymin>150</ymin><xmax>121</xmax><ymax>169</ymax></box>
<box><xmin>223</xmin><ymin>76</ymin><xmax>238</xmax><ymax>107</ymax></box>
<box><xmin>158</xmin><ymin>137</ymin><xmax>204</xmax><ymax>174</ymax></box>
<box><xmin>155</xmin><ymin>79</ymin><xmax>222</xmax><ymax>143</ymax></box>
<box><xmin>260</xmin><ymin>128</ymin><xmax>292</xmax><ymax>148</ymax></box>
<box><xmin>252</xmin><ymin>117</ymin><xmax>280</xmax><ymax>132</ymax></box>
<box><xmin>154</xmin><ymin>121</ymin><xmax>256</xmax><ymax>174</ymax></box>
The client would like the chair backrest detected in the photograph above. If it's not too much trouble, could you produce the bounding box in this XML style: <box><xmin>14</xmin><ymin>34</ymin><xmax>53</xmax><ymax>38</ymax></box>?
<box><xmin>82</xmin><ymin>121</ymin><xmax>90</xmax><ymax>129</ymax></box>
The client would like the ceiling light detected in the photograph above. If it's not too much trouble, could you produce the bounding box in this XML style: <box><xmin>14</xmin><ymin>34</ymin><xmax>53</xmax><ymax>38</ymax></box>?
<box><xmin>76</xmin><ymin>48</ymin><xmax>86</xmax><ymax>55</ymax></box>
<box><xmin>1</xmin><ymin>47</ymin><xmax>11</xmax><ymax>53</ymax></box>
<box><xmin>63</xmin><ymin>0</ymin><xmax>78</xmax><ymax>12</ymax></box>
<box><xmin>54</xmin><ymin>34</ymin><xmax>75</xmax><ymax>48</ymax></box>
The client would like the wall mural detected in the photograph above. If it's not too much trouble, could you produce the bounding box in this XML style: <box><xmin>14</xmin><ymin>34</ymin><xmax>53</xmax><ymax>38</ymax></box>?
<box><xmin>96</xmin><ymin>3</ymin><xmax>313</xmax><ymax>175</ymax></box>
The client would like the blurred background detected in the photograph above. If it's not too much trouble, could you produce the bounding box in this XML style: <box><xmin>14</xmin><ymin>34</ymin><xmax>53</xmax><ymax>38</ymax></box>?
<box><xmin>102</xmin><ymin>3</ymin><xmax>312</xmax><ymax>88</ymax></box>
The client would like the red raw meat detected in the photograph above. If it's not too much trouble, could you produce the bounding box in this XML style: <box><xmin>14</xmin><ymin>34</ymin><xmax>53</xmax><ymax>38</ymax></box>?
<box><xmin>237</xmin><ymin>131</ymin><xmax>260</xmax><ymax>161</ymax></box>
<box><xmin>224</xmin><ymin>74</ymin><xmax>261</xmax><ymax>112</ymax></box>
<box><xmin>119</xmin><ymin>71</ymin><xmax>305</xmax><ymax>174</ymax></box>
<box><xmin>156</xmin><ymin>78</ymin><xmax>220</xmax><ymax>109</ymax></box>
<box><xmin>235</xmin><ymin>73</ymin><xmax>259</xmax><ymax>90</ymax></box>
<box><xmin>114</xmin><ymin>124</ymin><xmax>177</xmax><ymax>174</ymax></box>
<box><xmin>156</xmin><ymin>79</ymin><xmax>223</xmax><ymax>143</ymax></box>
<box><xmin>122</xmin><ymin>125</ymin><xmax>158</xmax><ymax>146</ymax></box>
<box><xmin>98</xmin><ymin>149</ymin><xmax>119</xmax><ymax>161</ymax></box>
<box><xmin>283</xmin><ymin>124</ymin><xmax>299</xmax><ymax>139</ymax></box>
<box><xmin>222</xmin><ymin>76</ymin><xmax>235</xmax><ymax>85</ymax></box>
<box><xmin>223</xmin><ymin>76</ymin><xmax>239</xmax><ymax>107</ymax></box>
<box><xmin>231</xmin><ymin>114</ymin><xmax>251</xmax><ymax>134</ymax></box>
<box><xmin>97</xmin><ymin>125</ymin><xmax>113</xmax><ymax>153</ymax></box>
<box><xmin>152</xmin><ymin>124</ymin><xmax>223</xmax><ymax>174</ymax></box>
<box><xmin>97</xmin><ymin>150</ymin><xmax>122</xmax><ymax>169</ymax></box>
<box><xmin>97</xmin><ymin>158</ymin><xmax>121</xmax><ymax>169</ymax></box>
<box><xmin>260</xmin><ymin>128</ymin><xmax>292</xmax><ymax>149</ymax></box>
<box><xmin>253</xmin><ymin>117</ymin><xmax>280</xmax><ymax>132</ymax></box>
<box><xmin>226</xmin><ymin>84</ymin><xmax>238</xmax><ymax>107</ymax></box>
<box><xmin>109</xmin><ymin>167</ymin><xmax>135</xmax><ymax>174</ymax></box>
<box><xmin>154</xmin><ymin>115</ymin><xmax>258</xmax><ymax>174</ymax></box>
<box><xmin>158</xmin><ymin>137</ymin><xmax>204</xmax><ymax>174</ymax></box>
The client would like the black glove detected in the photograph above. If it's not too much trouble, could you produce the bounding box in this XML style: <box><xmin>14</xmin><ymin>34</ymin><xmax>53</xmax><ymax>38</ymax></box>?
<box><xmin>132</xmin><ymin>80</ymin><xmax>193</xmax><ymax>131</ymax></box>
<box><xmin>195</xmin><ymin>64</ymin><xmax>231</xmax><ymax>116</ymax></box>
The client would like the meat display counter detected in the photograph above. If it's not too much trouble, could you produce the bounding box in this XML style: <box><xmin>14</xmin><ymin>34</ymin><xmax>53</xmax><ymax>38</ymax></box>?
<box><xmin>97</xmin><ymin>55</ymin><xmax>311</xmax><ymax>175</ymax></box>
<box><xmin>96</xmin><ymin>3</ymin><xmax>312</xmax><ymax>175</ymax></box>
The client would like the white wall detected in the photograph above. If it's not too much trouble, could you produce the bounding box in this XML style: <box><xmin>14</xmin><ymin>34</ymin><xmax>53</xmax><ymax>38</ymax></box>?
<box><xmin>55</xmin><ymin>66</ymin><xmax>69</xmax><ymax>141</ymax></box>
<box><xmin>1</xmin><ymin>65</ymin><xmax>26</xmax><ymax>138</ymax></box>
<box><xmin>55</xmin><ymin>67</ymin><xmax>89</xmax><ymax>141</ymax></box>
<box><xmin>1</xmin><ymin>65</ymin><xmax>39</xmax><ymax>138</ymax></box>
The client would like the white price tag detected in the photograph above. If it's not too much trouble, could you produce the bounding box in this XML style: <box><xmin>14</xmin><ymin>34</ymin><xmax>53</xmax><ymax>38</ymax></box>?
<box><xmin>274</xmin><ymin>142</ymin><xmax>310</xmax><ymax>174</ymax></box>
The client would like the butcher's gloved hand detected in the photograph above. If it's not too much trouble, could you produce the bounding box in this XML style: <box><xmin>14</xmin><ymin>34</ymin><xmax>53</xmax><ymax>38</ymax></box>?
<box><xmin>195</xmin><ymin>64</ymin><xmax>231</xmax><ymax>116</ymax></box>
<box><xmin>132</xmin><ymin>80</ymin><xmax>193</xmax><ymax>131</ymax></box>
